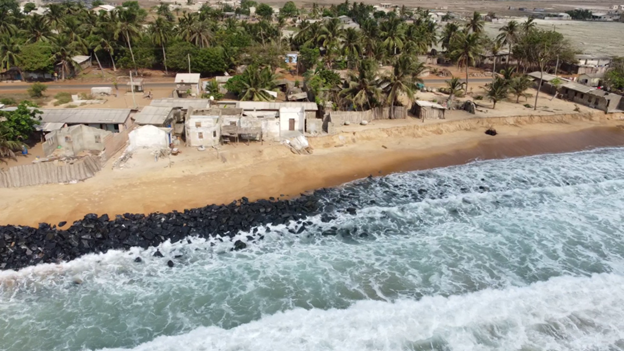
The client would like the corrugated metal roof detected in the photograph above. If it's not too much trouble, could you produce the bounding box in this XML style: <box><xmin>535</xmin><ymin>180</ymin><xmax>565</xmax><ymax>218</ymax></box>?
<box><xmin>527</xmin><ymin>72</ymin><xmax>559</xmax><ymax>82</ymax></box>
<box><xmin>415</xmin><ymin>101</ymin><xmax>446</xmax><ymax>109</ymax></box>
<box><xmin>236</xmin><ymin>101</ymin><xmax>318</xmax><ymax>111</ymax></box>
<box><xmin>150</xmin><ymin>99</ymin><xmax>209</xmax><ymax>109</ymax></box>
<box><xmin>73</xmin><ymin>55</ymin><xmax>91</xmax><ymax>64</ymax></box>
<box><xmin>38</xmin><ymin>108</ymin><xmax>131</xmax><ymax>124</ymax></box>
<box><xmin>36</xmin><ymin>122</ymin><xmax>65</xmax><ymax>132</ymax></box>
<box><xmin>134</xmin><ymin>106</ymin><xmax>173</xmax><ymax>125</ymax></box>
<box><xmin>175</xmin><ymin>73</ymin><xmax>201</xmax><ymax>84</ymax></box>
<box><xmin>561</xmin><ymin>82</ymin><xmax>594</xmax><ymax>94</ymax></box>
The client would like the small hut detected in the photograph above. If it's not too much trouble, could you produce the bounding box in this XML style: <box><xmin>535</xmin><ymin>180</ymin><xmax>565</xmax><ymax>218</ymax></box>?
<box><xmin>411</xmin><ymin>101</ymin><xmax>447</xmax><ymax>120</ymax></box>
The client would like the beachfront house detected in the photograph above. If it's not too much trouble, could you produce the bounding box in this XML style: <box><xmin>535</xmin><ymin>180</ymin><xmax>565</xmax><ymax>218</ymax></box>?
<box><xmin>578</xmin><ymin>73</ymin><xmax>604</xmax><ymax>87</ymax></box>
<box><xmin>411</xmin><ymin>101</ymin><xmax>447</xmax><ymax>120</ymax></box>
<box><xmin>37</xmin><ymin>108</ymin><xmax>133</xmax><ymax>133</ymax></box>
<box><xmin>185</xmin><ymin>108</ymin><xmax>237</xmax><ymax>147</ymax></box>
<box><xmin>174</xmin><ymin>73</ymin><xmax>202</xmax><ymax>97</ymax></box>
<box><xmin>42</xmin><ymin>125</ymin><xmax>111</xmax><ymax>157</ymax></box>
<box><xmin>559</xmin><ymin>82</ymin><xmax>623</xmax><ymax>113</ymax></box>
<box><xmin>562</xmin><ymin>54</ymin><xmax>612</xmax><ymax>75</ymax></box>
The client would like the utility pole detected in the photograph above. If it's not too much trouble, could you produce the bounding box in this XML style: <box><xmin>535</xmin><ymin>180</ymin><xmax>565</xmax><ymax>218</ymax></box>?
<box><xmin>554</xmin><ymin>55</ymin><xmax>559</xmax><ymax>77</ymax></box>
<box><xmin>129</xmin><ymin>71</ymin><xmax>137</xmax><ymax>109</ymax></box>
<box><xmin>188</xmin><ymin>54</ymin><xmax>191</xmax><ymax>73</ymax></box>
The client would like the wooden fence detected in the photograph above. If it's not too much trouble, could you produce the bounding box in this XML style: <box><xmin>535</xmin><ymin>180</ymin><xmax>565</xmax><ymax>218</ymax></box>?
<box><xmin>0</xmin><ymin>156</ymin><xmax>102</xmax><ymax>188</ymax></box>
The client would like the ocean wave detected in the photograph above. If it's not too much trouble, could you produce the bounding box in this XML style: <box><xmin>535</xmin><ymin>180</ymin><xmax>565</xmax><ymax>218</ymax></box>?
<box><xmin>100</xmin><ymin>274</ymin><xmax>624</xmax><ymax>351</ymax></box>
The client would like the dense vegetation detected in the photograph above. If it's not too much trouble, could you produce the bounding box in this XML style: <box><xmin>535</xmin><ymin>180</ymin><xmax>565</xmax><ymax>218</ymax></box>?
<box><xmin>565</xmin><ymin>9</ymin><xmax>593</xmax><ymax>20</ymax></box>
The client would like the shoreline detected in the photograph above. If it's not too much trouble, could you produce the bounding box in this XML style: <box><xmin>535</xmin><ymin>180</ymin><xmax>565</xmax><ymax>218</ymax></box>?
<box><xmin>0</xmin><ymin>116</ymin><xmax>623</xmax><ymax>227</ymax></box>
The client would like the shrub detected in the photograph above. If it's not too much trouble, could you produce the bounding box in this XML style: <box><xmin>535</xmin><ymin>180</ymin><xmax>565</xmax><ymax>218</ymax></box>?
<box><xmin>66</xmin><ymin>104</ymin><xmax>78</xmax><ymax>108</ymax></box>
<box><xmin>474</xmin><ymin>95</ymin><xmax>483</xmax><ymax>100</ymax></box>
<box><xmin>79</xmin><ymin>92</ymin><xmax>95</xmax><ymax>100</ymax></box>
<box><xmin>0</xmin><ymin>97</ymin><xmax>17</xmax><ymax>106</ymax></box>
<box><xmin>53</xmin><ymin>92</ymin><xmax>73</xmax><ymax>106</ymax></box>
<box><xmin>524</xmin><ymin>103</ymin><xmax>532</xmax><ymax>108</ymax></box>
<box><xmin>294</xmin><ymin>80</ymin><xmax>300</xmax><ymax>88</ymax></box>
<box><xmin>27</xmin><ymin>83</ymin><xmax>47</xmax><ymax>98</ymax></box>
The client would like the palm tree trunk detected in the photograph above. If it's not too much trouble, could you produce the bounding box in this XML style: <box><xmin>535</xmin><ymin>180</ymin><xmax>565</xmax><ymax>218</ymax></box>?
<box><xmin>508</xmin><ymin>43</ymin><xmax>512</xmax><ymax>68</ymax></box>
<box><xmin>493</xmin><ymin>100</ymin><xmax>496</xmax><ymax>109</ymax></box>
<box><xmin>94</xmin><ymin>51</ymin><xmax>104</xmax><ymax>71</ymax></box>
<box><xmin>534</xmin><ymin>68</ymin><xmax>543</xmax><ymax>111</ymax></box>
<box><xmin>492</xmin><ymin>57</ymin><xmax>496</xmax><ymax>82</ymax></box>
<box><xmin>465</xmin><ymin>64</ymin><xmax>469</xmax><ymax>93</ymax></box>
<box><xmin>109</xmin><ymin>51</ymin><xmax>117</xmax><ymax>71</ymax></box>
<box><xmin>125</xmin><ymin>31</ymin><xmax>137</xmax><ymax>74</ymax></box>
<box><xmin>162</xmin><ymin>44</ymin><xmax>168</xmax><ymax>74</ymax></box>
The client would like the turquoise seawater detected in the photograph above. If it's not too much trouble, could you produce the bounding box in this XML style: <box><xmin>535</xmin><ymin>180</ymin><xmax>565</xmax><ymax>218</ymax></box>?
<box><xmin>1</xmin><ymin>148</ymin><xmax>624</xmax><ymax>351</ymax></box>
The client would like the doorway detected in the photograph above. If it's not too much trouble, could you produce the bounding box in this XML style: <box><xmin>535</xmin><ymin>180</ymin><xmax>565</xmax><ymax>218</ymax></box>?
<box><xmin>289</xmin><ymin>118</ymin><xmax>295</xmax><ymax>131</ymax></box>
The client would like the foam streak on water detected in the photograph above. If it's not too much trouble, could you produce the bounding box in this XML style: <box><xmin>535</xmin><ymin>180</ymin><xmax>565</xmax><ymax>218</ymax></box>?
<box><xmin>1</xmin><ymin>148</ymin><xmax>624</xmax><ymax>351</ymax></box>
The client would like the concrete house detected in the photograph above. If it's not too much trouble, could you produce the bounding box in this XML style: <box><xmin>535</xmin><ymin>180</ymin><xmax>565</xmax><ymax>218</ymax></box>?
<box><xmin>279</xmin><ymin>106</ymin><xmax>305</xmax><ymax>138</ymax></box>
<box><xmin>38</xmin><ymin>108</ymin><xmax>133</xmax><ymax>133</ymax></box>
<box><xmin>175</xmin><ymin>73</ymin><xmax>202</xmax><ymax>97</ymax></box>
<box><xmin>578</xmin><ymin>73</ymin><xmax>604</xmax><ymax>87</ymax></box>
<box><xmin>560</xmin><ymin>82</ymin><xmax>623</xmax><ymax>113</ymax></box>
<box><xmin>43</xmin><ymin>125</ymin><xmax>112</xmax><ymax>157</ymax></box>
<box><xmin>563</xmin><ymin>54</ymin><xmax>613</xmax><ymax>75</ymax></box>
<box><xmin>185</xmin><ymin>108</ymin><xmax>242</xmax><ymax>147</ymax></box>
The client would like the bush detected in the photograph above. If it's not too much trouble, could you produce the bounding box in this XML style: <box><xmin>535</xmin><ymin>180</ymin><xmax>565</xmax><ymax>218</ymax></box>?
<box><xmin>66</xmin><ymin>104</ymin><xmax>78</xmax><ymax>108</ymax></box>
<box><xmin>294</xmin><ymin>80</ymin><xmax>300</xmax><ymax>88</ymax></box>
<box><xmin>0</xmin><ymin>97</ymin><xmax>17</xmax><ymax>106</ymax></box>
<box><xmin>27</xmin><ymin>83</ymin><xmax>48</xmax><ymax>98</ymax></box>
<box><xmin>79</xmin><ymin>92</ymin><xmax>95</xmax><ymax>100</ymax></box>
<box><xmin>474</xmin><ymin>95</ymin><xmax>483</xmax><ymax>100</ymax></box>
<box><xmin>53</xmin><ymin>92</ymin><xmax>73</xmax><ymax>106</ymax></box>
<box><xmin>524</xmin><ymin>103</ymin><xmax>532</xmax><ymax>108</ymax></box>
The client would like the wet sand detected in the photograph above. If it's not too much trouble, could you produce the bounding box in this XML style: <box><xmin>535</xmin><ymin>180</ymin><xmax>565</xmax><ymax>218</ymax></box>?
<box><xmin>1</xmin><ymin>122</ymin><xmax>624</xmax><ymax>227</ymax></box>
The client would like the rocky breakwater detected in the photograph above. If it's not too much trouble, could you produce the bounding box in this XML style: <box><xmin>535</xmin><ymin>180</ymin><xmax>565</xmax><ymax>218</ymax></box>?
<box><xmin>0</xmin><ymin>195</ymin><xmax>325</xmax><ymax>271</ymax></box>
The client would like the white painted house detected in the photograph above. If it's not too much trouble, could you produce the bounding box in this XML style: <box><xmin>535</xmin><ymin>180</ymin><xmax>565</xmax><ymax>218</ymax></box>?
<box><xmin>185</xmin><ymin>110</ymin><xmax>221</xmax><ymax>147</ymax></box>
<box><xmin>279</xmin><ymin>106</ymin><xmax>305</xmax><ymax>138</ymax></box>
<box><xmin>175</xmin><ymin>73</ymin><xmax>202</xmax><ymax>97</ymax></box>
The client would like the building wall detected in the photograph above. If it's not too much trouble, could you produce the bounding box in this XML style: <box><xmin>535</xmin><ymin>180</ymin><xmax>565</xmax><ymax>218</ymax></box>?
<box><xmin>261</xmin><ymin>118</ymin><xmax>281</xmax><ymax>141</ymax></box>
<box><xmin>279</xmin><ymin>107</ymin><xmax>305</xmax><ymax>136</ymax></box>
<box><xmin>45</xmin><ymin>126</ymin><xmax>112</xmax><ymax>157</ymax></box>
<box><xmin>186</xmin><ymin>115</ymin><xmax>220</xmax><ymax>147</ymax></box>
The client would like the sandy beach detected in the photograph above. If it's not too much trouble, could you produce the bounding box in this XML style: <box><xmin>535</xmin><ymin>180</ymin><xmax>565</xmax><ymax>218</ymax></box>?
<box><xmin>1</xmin><ymin>112</ymin><xmax>623</xmax><ymax>227</ymax></box>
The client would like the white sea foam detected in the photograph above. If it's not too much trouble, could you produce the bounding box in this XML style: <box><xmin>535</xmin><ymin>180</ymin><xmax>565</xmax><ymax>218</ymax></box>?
<box><xmin>2</xmin><ymin>148</ymin><xmax>624</xmax><ymax>351</ymax></box>
<box><xmin>102</xmin><ymin>274</ymin><xmax>624</xmax><ymax>351</ymax></box>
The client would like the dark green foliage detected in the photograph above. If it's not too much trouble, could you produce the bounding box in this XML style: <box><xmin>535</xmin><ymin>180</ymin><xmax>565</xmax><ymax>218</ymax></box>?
<box><xmin>17</xmin><ymin>42</ymin><xmax>54</xmax><ymax>73</ymax></box>
<box><xmin>22</xmin><ymin>2</ymin><xmax>36</xmax><ymax>13</ymax></box>
<box><xmin>0</xmin><ymin>101</ymin><xmax>41</xmax><ymax>141</ymax></box>
<box><xmin>280</xmin><ymin>1</ymin><xmax>298</xmax><ymax>17</ymax></box>
<box><xmin>605</xmin><ymin>57</ymin><xmax>624</xmax><ymax>91</ymax></box>
<box><xmin>256</xmin><ymin>3</ymin><xmax>273</xmax><ymax>20</ymax></box>
<box><xmin>27</xmin><ymin>82</ymin><xmax>47</xmax><ymax>98</ymax></box>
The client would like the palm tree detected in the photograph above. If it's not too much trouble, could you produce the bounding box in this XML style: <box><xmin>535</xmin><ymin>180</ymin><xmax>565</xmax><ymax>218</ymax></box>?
<box><xmin>440</xmin><ymin>22</ymin><xmax>459</xmax><ymax>50</ymax></box>
<box><xmin>94</xmin><ymin>38</ymin><xmax>116</xmax><ymax>71</ymax></box>
<box><xmin>0</xmin><ymin>132</ymin><xmax>20</xmax><ymax>163</ymax></box>
<box><xmin>379</xmin><ymin>55</ymin><xmax>420</xmax><ymax>119</ymax></box>
<box><xmin>149</xmin><ymin>17</ymin><xmax>171</xmax><ymax>73</ymax></box>
<box><xmin>23</xmin><ymin>14</ymin><xmax>53</xmax><ymax>43</ymax></box>
<box><xmin>342</xmin><ymin>28</ymin><xmax>361</xmax><ymax>69</ymax></box>
<box><xmin>489</xmin><ymin>40</ymin><xmax>503</xmax><ymax>81</ymax></box>
<box><xmin>465</xmin><ymin>11</ymin><xmax>484</xmax><ymax>34</ymax></box>
<box><xmin>239</xmin><ymin>66</ymin><xmax>278</xmax><ymax>101</ymax></box>
<box><xmin>45</xmin><ymin>4</ymin><xmax>66</xmax><ymax>30</ymax></box>
<box><xmin>318</xmin><ymin>18</ymin><xmax>343</xmax><ymax>68</ymax></box>
<box><xmin>497</xmin><ymin>20</ymin><xmax>518</xmax><ymax>67</ymax></box>
<box><xmin>311</xmin><ymin>3</ymin><xmax>321</xmax><ymax>19</ymax></box>
<box><xmin>178</xmin><ymin>13</ymin><xmax>212</xmax><ymax>48</ymax></box>
<box><xmin>340</xmin><ymin>59</ymin><xmax>381</xmax><ymax>110</ymax></box>
<box><xmin>0</xmin><ymin>35</ymin><xmax>21</xmax><ymax>71</ymax></box>
<box><xmin>450</xmin><ymin>31</ymin><xmax>482</xmax><ymax>92</ymax></box>
<box><xmin>522</xmin><ymin>17</ymin><xmax>536</xmax><ymax>33</ymax></box>
<box><xmin>485</xmin><ymin>77</ymin><xmax>508</xmax><ymax>109</ymax></box>
<box><xmin>508</xmin><ymin>75</ymin><xmax>532</xmax><ymax>103</ymax></box>
<box><xmin>51</xmin><ymin>34</ymin><xmax>81</xmax><ymax>80</ymax></box>
<box><xmin>445</xmin><ymin>76</ymin><xmax>465</xmax><ymax>105</ymax></box>
<box><xmin>114</xmin><ymin>8</ymin><xmax>141</xmax><ymax>72</ymax></box>
<box><xmin>381</xmin><ymin>17</ymin><xmax>405</xmax><ymax>55</ymax></box>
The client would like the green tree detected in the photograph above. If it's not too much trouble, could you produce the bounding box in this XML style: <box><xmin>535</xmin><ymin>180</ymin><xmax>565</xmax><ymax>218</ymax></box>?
<box><xmin>299</xmin><ymin>44</ymin><xmax>320</xmax><ymax>72</ymax></box>
<box><xmin>439</xmin><ymin>22</ymin><xmax>459</xmax><ymax>50</ymax></box>
<box><xmin>340</xmin><ymin>59</ymin><xmax>381</xmax><ymax>110</ymax></box>
<box><xmin>605</xmin><ymin>57</ymin><xmax>624</xmax><ymax>91</ymax></box>
<box><xmin>149</xmin><ymin>17</ymin><xmax>172</xmax><ymax>73</ymax></box>
<box><xmin>497</xmin><ymin>20</ymin><xmax>518</xmax><ymax>67</ymax></box>
<box><xmin>380</xmin><ymin>17</ymin><xmax>405</xmax><ymax>56</ymax></box>
<box><xmin>0</xmin><ymin>101</ymin><xmax>41</xmax><ymax>140</ymax></box>
<box><xmin>0</xmin><ymin>131</ymin><xmax>20</xmax><ymax>162</ymax></box>
<box><xmin>450</xmin><ymin>31</ymin><xmax>482</xmax><ymax>92</ymax></box>
<box><xmin>18</xmin><ymin>42</ymin><xmax>54</xmax><ymax>73</ymax></box>
<box><xmin>280</xmin><ymin>1</ymin><xmax>298</xmax><ymax>17</ymax></box>
<box><xmin>23</xmin><ymin>14</ymin><xmax>53</xmax><ymax>43</ymax></box>
<box><xmin>465</xmin><ymin>11</ymin><xmax>484</xmax><ymax>34</ymax></box>
<box><xmin>0</xmin><ymin>35</ymin><xmax>21</xmax><ymax>71</ymax></box>
<box><xmin>256</xmin><ymin>3</ymin><xmax>273</xmax><ymax>20</ymax></box>
<box><xmin>23</xmin><ymin>2</ymin><xmax>36</xmax><ymax>13</ymax></box>
<box><xmin>445</xmin><ymin>76</ymin><xmax>465</xmax><ymax>104</ymax></box>
<box><xmin>508</xmin><ymin>75</ymin><xmax>532</xmax><ymax>103</ymax></box>
<box><xmin>228</xmin><ymin>65</ymin><xmax>278</xmax><ymax>101</ymax></box>
<box><xmin>51</xmin><ymin>34</ymin><xmax>82</xmax><ymax>80</ymax></box>
<box><xmin>115</xmin><ymin>7</ymin><xmax>143</xmax><ymax>72</ymax></box>
<box><xmin>193</xmin><ymin>47</ymin><xmax>228</xmax><ymax>75</ymax></box>
<box><xmin>485</xmin><ymin>77</ymin><xmax>508</xmax><ymax>109</ymax></box>
<box><xmin>166</xmin><ymin>41</ymin><xmax>199</xmax><ymax>71</ymax></box>
<box><xmin>379</xmin><ymin>55</ymin><xmax>422</xmax><ymax>119</ymax></box>
<box><xmin>342</xmin><ymin>27</ymin><xmax>361</xmax><ymax>69</ymax></box>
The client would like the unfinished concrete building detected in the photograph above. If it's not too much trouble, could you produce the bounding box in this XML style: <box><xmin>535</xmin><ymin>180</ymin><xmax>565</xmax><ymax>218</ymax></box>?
<box><xmin>43</xmin><ymin>125</ymin><xmax>112</xmax><ymax>157</ymax></box>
